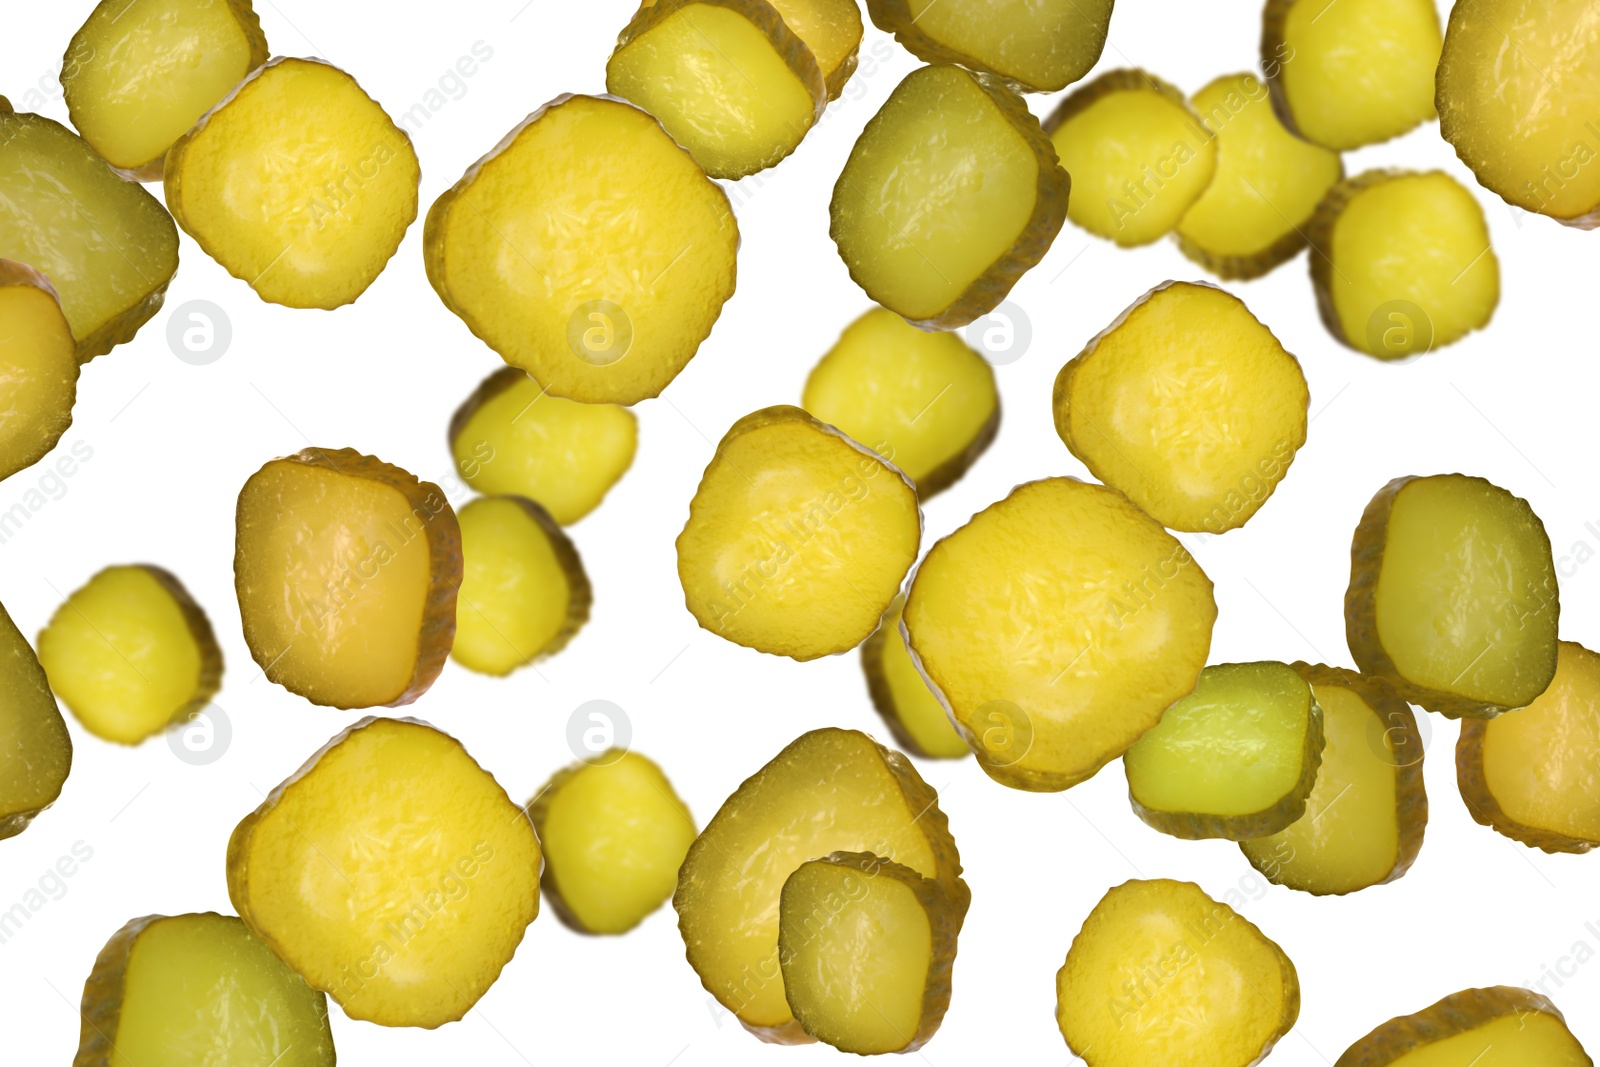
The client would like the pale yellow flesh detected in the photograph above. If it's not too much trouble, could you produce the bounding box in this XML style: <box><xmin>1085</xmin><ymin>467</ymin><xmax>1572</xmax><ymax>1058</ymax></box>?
<box><xmin>1056</xmin><ymin>879</ymin><xmax>1295</xmax><ymax>1067</ymax></box>
<box><xmin>768</xmin><ymin>0</ymin><xmax>862</xmax><ymax>91</ymax></box>
<box><xmin>64</xmin><ymin>0</ymin><xmax>263</xmax><ymax>173</ymax></box>
<box><xmin>904</xmin><ymin>478</ymin><xmax>1215</xmax><ymax>789</ymax></box>
<box><xmin>539</xmin><ymin>752</ymin><xmax>696</xmax><ymax>934</ymax></box>
<box><xmin>677</xmin><ymin>729</ymin><xmax>949</xmax><ymax>1030</ymax></box>
<box><xmin>1439</xmin><ymin>0</ymin><xmax>1600</xmax><ymax>219</ymax></box>
<box><xmin>874</xmin><ymin>599</ymin><xmax>970</xmax><ymax>759</ymax></box>
<box><xmin>644</xmin><ymin>0</ymin><xmax>862</xmax><ymax>97</ymax></box>
<box><xmin>832</xmin><ymin>65</ymin><xmax>1041</xmax><ymax>321</ymax></box>
<box><xmin>1178</xmin><ymin>74</ymin><xmax>1342</xmax><ymax>261</ymax></box>
<box><xmin>167</xmin><ymin>58</ymin><xmax>419</xmax><ymax>309</ymax></box>
<box><xmin>37</xmin><ymin>566</ymin><xmax>206</xmax><ymax>745</ymax></box>
<box><xmin>0</xmin><ymin>283</ymin><xmax>77</xmax><ymax>482</ymax></box>
<box><xmin>1381</xmin><ymin>1013</ymin><xmax>1589</xmax><ymax>1066</ymax></box>
<box><xmin>1126</xmin><ymin>662</ymin><xmax>1314</xmax><ymax>819</ymax></box>
<box><xmin>107</xmin><ymin>914</ymin><xmax>333</xmax><ymax>1067</ymax></box>
<box><xmin>1275</xmin><ymin>0</ymin><xmax>1442</xmax><ymax>150</ymax></box>
<box><xmin>803</xmin><ymin>308</ymin><xmax>996</xmax><ymax>491</ymax></box>
<box><xmin>1374</xmin><ymin>477</ymin><xmax>1557</xmax><ymax>708</ymax></box>
<box><xmin>896</xmin><ymin>0</ymin><xmax>1113</xmax><ymax>91</ymax></box>
<box><xmin>0</xmin><ymin>112</ymin><xmax>178</xmax><ymax>352</ymax></box>
<box><xmin>780</xmin><ymin>861</ymin><xmax>932</xmax><ymax>1054</ymax></box>
<box><xmin>677</xmin><ymin>411</ymin><xmax>920</xmax><ymax>661</ymax></box>
<box><xmin>452</xmin><ymin>373</ymin><xmax>637</xmax><ymax>524</ymax></box>
<box><xmin>235</xmin><ymin>461</ymin><xmax>433</xmax><ymax>708</ymax></box>
<box><xmin>427</xmin><ymin>95</ymin><xmax>737</xmax><ymax>405</ymax></box>
<box><xmin>1051</xmin><ymin>85</ymin><xmax>1215</xmax><ymax>246</ymax></box>
<box><xmin>606</xmin><ymin>4</ymin><xmax>818</xmax><ymax>179</ymax></box>
<box><xmin>1060</xmin><ymin>282</ymin><xmax>1307</xmax><ymax>533</ymax></box>
<box><xmin>452</xmin><ymin>497</ymin><xmax>578</xmax><ymax>677</ymax></box>
<box><xmin>230</xmin><ymin>718</ymin><xmax>541</xmax><ymax>1028</ymax></box>
<box><xmin>1327</xmin><ymin>174</ymin><xmax>1499</xmax><ymax>358</ymax></box>
<box><xmin>1242</xmin><ymin>683</ymin><xmax>1403</xmax><ymax>892</ymax></box>
<box><xmin>0</xmin><ymin>604</ymin><xmax>70</xmax><ymax>833</ymax></box>
<box><xmin>1480</xmin><ymin>642</ymin><xmax>1600</xmax><ymax>843</ymax></box>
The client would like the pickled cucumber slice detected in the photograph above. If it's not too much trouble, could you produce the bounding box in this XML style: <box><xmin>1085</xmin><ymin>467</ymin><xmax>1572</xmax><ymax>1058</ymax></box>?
<box><xmin>425</xmin><ymin>95</ymin><xmax>738</xmax><ymax>405</ymax></box>
<box><xmin>830</xmin><ymin>64</ymin><xmax>1069</xmax><ymax>329</ymax></box>
<box><xmin>449</xmin><ymin>368</ymin><xmax>637</xmax><ymax>525</ymax></box>
<box><xmin>1125</xmin><ymin>661</ymin><xmax>1324</xmax><ymax>840</ymax></box>
<box><xmin>641</xmin><ymin>0</ymin><xmax>863</xmax><ymax>99</ymax></box>
<box><xmin>1308</xmin><ymin>170</ymin><xmax>1499</xmax><ymax>360</ymax></box>
<box><xmin>62</xmin><ymin>0</ymin><xmax>269</xmax><ymax>180</ymax></box>
<box><xmin>904</xmin><ymin>478</ymin><xmax>1216</xmax><ymax>791</ymax></box>
<box><xmin>1458</xmin><ymin>641</ymin><xmax>1600</xmax><ymax>854</ymax></box>
<box><xmin>227</xmin><ymin>717</ymin><xmax>541</xmax><ymax>1029</ymax></box>
<box><xmin>607</xmin><ymin>0</ymin><xmax>826</xmax><ymax>179</ymax></box>
<box><xmin>802</xmin><ymin>307</ymin><xmax>999</xmax><ymax>498</ymax></box>
<box><xmin>1045</xmin><ymin>70</ymin><xmax>1216</xmax><ymax>248</ymax></box>
<box><xmin>0</xmin><ymin>101</ymin><xmax>179</xmax><ymax>360</ymax></box>
<box><xmin>676</xmin><ymin>406</ymin><xmax>920</xmax><ymax>661</ymax></box>
<box><xmin>862</xmin><ymin>596</ymin><xmax>970</xmax><ymax>760</ymax></box>
<box><xmin>0</xmin><ymin>261</ymin><xmax>78</xmax><ymax>483</ymax></box>
<box><xmin>453</xmin><ymin>496</ymin><xmax>589</xmax><ymax>677</ymax></box>
<box><xmin>164</xmin><ymin>57</ymin><xmax>419</xmax><ymax>309</ymax></box>
<box><xmin>75</xmin><ymin>913</ymin><xmax>334</xmax><ymax>1067</ymax></box>
<box><xmin>865</xmin><ymin>0</ymin><xmax>1113</xmax><ymax>94</ymax></box>
<box><xmin>778</xmin><ymin>852</ymin><xmax>957</xmax><ymax>1054</ymax></box>
<box><xmin>234</xmin><ymin>448</ymin><xmax>461</xmax><ymax>710</ymax></box>
<box><xmin>1241</xmin><ymin>664</ymin><xmax>1428</xmax><ymax>894</ymax></box>
<box><xmin>528</xmin><ymin>750</ymin><xmax>696</xmax><ymax>935</ymax></box>
<box><xmin>1056</xmin><ymin>879</ymin><xmax>1299</xmax><ymax>1067</ymax></box>
<box><xmin>1053</xmin><ymin>281</ymin><xmax>1308</xmax><ymax>534</ymax></box>
<box><xmin>675</xmin><ymin>727</ymin><xmax>968</xmax><ymax>1042</ymax></box>
<box><xmin>1334</xmin><ymin>987</ymin><xmax>1590</xmax><ymax>1067</ymax></box>
<box><xmin>0</xmin><ymin>601</ymin><xmax>71</xmax><ymax>841</ymax></box>
<box><xmin>770</xmin><ymin>0</ymin><xmax>862</xmax><ymax>98</ymax></box>
<box><xmin>37</xmin><ymin>565</ymin><xmax>221</xmax><ymax>746</ymax></box>
<box><xmin>1346</xmin><ymin>474</ymin><xmax>1559</xmax><ymax>718</ymax></box>
<box><xmin>1438</xmin><ymin>0</ymin><xmax>1600</xmax><ymax>226</ymax></box>
<box><xmin>1262</xmin><ymin>0</ymin><xmax>1442</xmax><ymax>151</ymax></box>
<box><xmin>1176</xmin><ymin>73</ymin><xmax>1343</xmax><ymax>280</ymax></box>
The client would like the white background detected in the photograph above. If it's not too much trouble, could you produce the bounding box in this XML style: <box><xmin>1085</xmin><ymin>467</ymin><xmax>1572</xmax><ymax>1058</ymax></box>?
<box><xmin>3</xmin><ymin>0</ymin><xmax>1599</xmax><ymax>1063</ymax></box>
